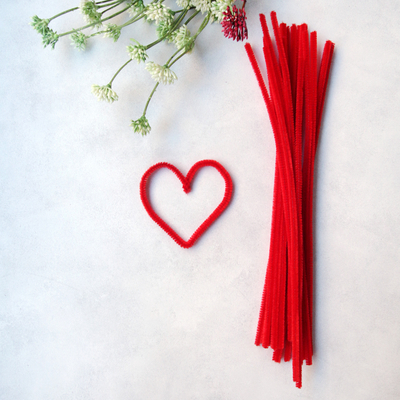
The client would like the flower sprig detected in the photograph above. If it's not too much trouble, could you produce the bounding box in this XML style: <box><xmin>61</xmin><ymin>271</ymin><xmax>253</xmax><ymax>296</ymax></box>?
<box><xmin>31</xmin><ymin>0</ymin><xmax>248</xmax><ymax>135</ymax></box>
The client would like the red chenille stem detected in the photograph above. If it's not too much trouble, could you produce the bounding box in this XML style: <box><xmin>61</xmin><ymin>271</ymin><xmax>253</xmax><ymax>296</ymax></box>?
<box><xmin>302</xmin><ymin>31</ymin><xmax>318</xmax><ymax>367</ymax></box>
<box><xmin>245</xmin><ymin>11</ymin><xmax>334</xmax><ymax>389</ymax></box>
<box><xmin>316</xmin><ymin>41</ymin><xmax>335</xmax><ymax>153</ymax></box>
<box><xmin>263</xmin><ymin>13</ymin><xmax>302</xmax><ymax>386</ymax></box>
<box><xmin>140</xmin><ymin>161</ymin><xmax>233</xmax><ymax>248</ymax></box>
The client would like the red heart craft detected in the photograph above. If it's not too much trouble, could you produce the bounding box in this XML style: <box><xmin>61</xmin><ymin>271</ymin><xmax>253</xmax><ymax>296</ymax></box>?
<box><xmin>140</xmin><ymin>160</ymin><xmax>233</xmax><ymax>248</ymax></box>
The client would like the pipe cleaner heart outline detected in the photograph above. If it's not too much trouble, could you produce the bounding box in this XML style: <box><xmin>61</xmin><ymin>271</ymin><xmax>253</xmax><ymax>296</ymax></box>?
<box><xmin>140</xmin><ymin>160</ymin><xmax>234</xmax><ymax>248</ymax></box>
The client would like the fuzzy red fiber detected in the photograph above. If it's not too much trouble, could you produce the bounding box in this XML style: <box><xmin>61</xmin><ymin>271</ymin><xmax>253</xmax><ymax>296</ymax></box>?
<box><xmin>245</xmin><ymin>12</ymin><xmax>334</xmax><ymax>388</ymax></box>
<box><xmin>140</xmin><ymin>160</ymin><xmax>233</xmax><ymax>249</ymax></box>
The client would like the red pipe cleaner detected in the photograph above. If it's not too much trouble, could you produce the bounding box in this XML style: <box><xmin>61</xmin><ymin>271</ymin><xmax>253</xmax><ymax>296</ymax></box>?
<box><xmin>245</xmin><ymin>12</ymin><xmax>334</xmax><ymax>388</ymax></box>
<box><xmin>140</xmin><ymin>160</ymin><xmax>233</xmax><ymax>249</ymax></box>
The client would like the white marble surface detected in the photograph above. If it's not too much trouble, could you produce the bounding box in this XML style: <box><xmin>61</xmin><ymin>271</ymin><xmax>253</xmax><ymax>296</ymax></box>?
<box><xmin>1</xmin><ymin>0</ymin><xmax>400</xmax><ymax>398</ymax></box>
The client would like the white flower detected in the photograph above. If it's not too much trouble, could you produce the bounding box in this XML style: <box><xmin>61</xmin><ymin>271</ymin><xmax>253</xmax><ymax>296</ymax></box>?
<box><xmin>145</xmin><ymin>62</ymin><xmax>177</xmax><ymax>85</ymax></box>
<box><xmin>156</xmin><ymin>20</ymin><xmax>175</xmax><ymax>42</ymax></box>
<box><xmin>30</xmin><ymin>16</ymin><xmax>49</xmax><ymax>35</ymax></box>
<box><xmin>145</xmin><ymin>3</ymin><xmax>173</xmax><ymax>25</ymax></box>
<box><xmin>128</xmin><ymin>0</ymin><xmax>145</xmax><ymax>16</ymax></box>
<box><xmin>173</xmin><ymin>24</ymin><xmax>192</xmax><ymax>50</ymax></box>
<box><xmin>91</xmin><ymin>84</ymin><xmax>119</xmax><ymax>102</ymax></box>
<box><xmin>80</xmin><ymin>0</ymin><xmax>102</xmax><ymax>26</ymax></box>
<box><xmin>176</xmin><ymin>0</ymin><xmax>191</xmax><ymax>7</ymax></box>
<box><xmin>71</xmin><ymin>31</ymin><xmax>88</xmax><ymax>50</ymax></box>
<box><xmin>42</xmin><ymin>29</ymin><xmax>59</xmax><ymax>49</ymax></box>
<box><xmin>190</xmin><ymin>0</ymin><xmax>212</xmax><ymax>13</ymax></box>
<box><xmin>103</xmin><ymin>24</ymin><xmax>121</xmax><ymax>42</ymax></box>
<box><xmin>127</xmin><ymin>42</ymin><xmax>148</xmax><ymax>63</ymax></box>
<box><xmin>131</xmin><ymin>115</ymin><xmax>151</xmax><ymax>136</ymax></box>
<box><xmin>211</xmin><ymin>0</ymin><xmax>234</xmax><ymax>22</ymax></box>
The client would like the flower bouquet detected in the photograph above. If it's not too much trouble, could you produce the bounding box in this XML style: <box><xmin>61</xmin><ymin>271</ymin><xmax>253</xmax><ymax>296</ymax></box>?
<box><xmin>31</xmin><ymin>0</ymin><xmax>248</xmax><ymax>135</ymax></box>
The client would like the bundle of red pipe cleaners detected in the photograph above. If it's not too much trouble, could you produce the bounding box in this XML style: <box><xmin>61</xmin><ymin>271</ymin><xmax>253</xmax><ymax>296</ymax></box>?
<box><xmin>245</xmin><ymin>12</ymin><xmax>334</xmax><ymax>388</ymax></box>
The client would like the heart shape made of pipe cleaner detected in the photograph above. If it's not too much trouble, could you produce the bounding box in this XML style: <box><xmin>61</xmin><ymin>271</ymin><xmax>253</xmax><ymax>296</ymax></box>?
<box><xmin>140</xmin><ymin>160</ymin><xmax>233</xmax><ymax>248</ymax></box>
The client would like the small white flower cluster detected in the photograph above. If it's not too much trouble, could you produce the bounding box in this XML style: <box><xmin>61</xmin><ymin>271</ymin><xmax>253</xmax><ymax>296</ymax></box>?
<box><xmin>80</xmin><ymin>0</ymin><xmax>102</xmax><ymax>26</ymax></box>
<box><xmin>42</xmin><ymin>30</ymin><xmax>59</xmax><ymax>49</ymax></box>
<box><xmin>33</xmin><ymin>0</ymin><xmax>246</xmax><ymax>136</ymax></box>
<box><xmin>30</xmin><ymin>16</ymin><xmax>49</xmax><ymax>35</ymax></box>
<box><xmin>31</xmin><ymin>15</ymin><xmax>58</xmax><ymax>48</ymax></box>
<box><xmin>173</xmin><ymin>25</ymin><xmax>192</xmax><ymax>50</ymax></box>
<box><xmin>71</xmin><ymin>31</ymin><xmax>88</xmax><ymax>51</ymax></box>
<box><xmin>145</xmin><ymin>62</ymin><xmax>177</xmax><ymax>85</ymax></box>
<box><xmin>127</xmin><ymin>42</ymin><xmax>148</xmax><ymax>63</ymax></box>
<box><xmin>128</xmin><ymin>0</ymin><xmax>145</xmax><ymax>17</ymax></box>
<box><xmin>190</xmin><ymin>0</ymin><xmax>212</xmax><ymax>14</ymax></box>
<box><xmin>156</xmin><ymin>20</ymin><xmax>176</xmax><ymax>42</ymax></box>
<box><xmin>176</xmin><ymin>0</ymin><xmax>191</xmax><ymax>7</ymax></box>
<box><xmin>91</xmin><ymin>84</ymin><xmax>119</xmax><ymax>102</ymax></box>
<box><xmin>131</xmin><ymin>115</ymin><xmax>151</xmax><ymax>136</ymax></box>
<box><xmin>103</xmin><ymin>24</ymin><xmax>121</xmax><ymax>42</ymax></box>
<box><xmin>211</xmin><ymin>0</ymin><xmax>234</xmax><ymax>22</ymax></box>
<box><xmin>145</xmin><ymin>3</ymin><xmax>173</xmax><ymax>25</ymax></box>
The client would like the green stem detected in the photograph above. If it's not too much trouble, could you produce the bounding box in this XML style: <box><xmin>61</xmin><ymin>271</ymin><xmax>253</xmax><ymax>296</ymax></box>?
<box><xmin>96</xmin><ymin>0</ymin><xmax>118</xmax><ymax>4</ymax></box>
<box><xmin>109</xmin><ymin>59</ymin><xmax>132</xmax><ymax>85</ymax></box>
<box><xmin>168</xmin><ymin>13</ymin><xmax>210</xmax><ymax>68</ymax></box>
<box><xmin>142</xmin><ymin>13</ymin><xmax>210</xmax><ymax>118</ymax></box>
<box><xmin>48</xmin><ymin>7</ymin><xmax>79</xmax><ymax>22</ymax></box>
<box><xmin>100</xmin><ymin>1</ymin><xmax>125</xmax><ymax>14</ymax></box>
<box><xmin>145</xmin><ymin>8</ymin><xmax>189</xmax><ymax>50</ymax></box>
<box><xmin>165</xmin><ymin>47</ymin><xmax>183</xmax><ymax>67</ymax></box>
<box><xmin>98</xmin><ymin>0</ymin><xmax>123</xmax><ymax>9</ymax></box>
<box><xmin>118</xmin><ymin>11</ymin><xmax>146</xmax><ymax>28</ymax></box>
<box><xmin>194</xmin><ymin>12</ymin><xmax>211</xmax><ymax>38</ymax></box>
<box><xmin>89</xmin><ymin>30</ymin><xmax>104</xmax><ymax>37</ymax></box>
<box><xmin>89</xmin><ymin>28</ymin><xmax>112</xmax><ymax>37</ymax></box>
<box><xmin>168</xmin><ymin>49</ymin><xmax>188</xmax><ymax>68</ymax></box>
<box><xmin>58</xmin><ymin>5</ymin><xmax>130</xmax><ymax>37</ymax></box>
<box><xmin>143</xmin><ymin>82</ymin><xmax>160</xmax><ymax>116</ymax></box>
<box><xmin>183</xmin><ymin>9</ymin><xmax>200</xmax><ymax>25</ymax></box>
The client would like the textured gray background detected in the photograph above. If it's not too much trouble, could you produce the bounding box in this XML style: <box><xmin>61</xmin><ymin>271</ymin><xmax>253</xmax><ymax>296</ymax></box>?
<box><xmin>1</xmin><ymin>0</ymin><xmax>400</xmax><ymax>399</ymax></box>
